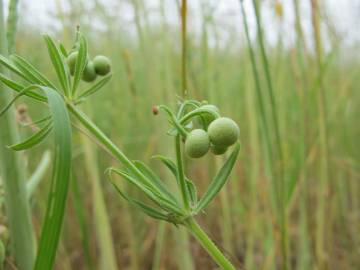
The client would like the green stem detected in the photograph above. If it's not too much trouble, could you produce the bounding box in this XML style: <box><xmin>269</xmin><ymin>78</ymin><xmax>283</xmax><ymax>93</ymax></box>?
<box><xmin>184</xmin><ymin>218</ymin><xmax>236</xmax><ymax>270</ymax></box>
<box><xmin>0</xmin><ymin>1</ymin><xmax>35</xmax><ymax>269</ymax></box>
<box><xmin>175</xmin><ymin>135</ymin><xmax>190</xmax><ymax>210</ymax></box>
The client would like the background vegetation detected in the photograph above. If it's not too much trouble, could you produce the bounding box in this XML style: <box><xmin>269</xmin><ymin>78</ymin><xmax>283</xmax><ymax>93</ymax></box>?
<box><xmin>0</xmin><ymin>0</ymin><xmax>359</xmax><ymax>269</ymax></box>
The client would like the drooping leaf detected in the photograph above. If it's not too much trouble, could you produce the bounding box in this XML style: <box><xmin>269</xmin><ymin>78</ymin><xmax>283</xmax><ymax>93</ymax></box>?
<box><xmin>10</xmin><ymin>54</ymin><xmax>56</xmax><ymax>89</ymax></box>
<box><xmin>0</xmin><ymin>85</ymin><xmax>46</xmax><ymax>117</ymax></box>
<box><xmin>196</xmin><ymin>143</ymin><xmax>240</xmax><ymax>213</ymax></box>
<box><xmin>110</xmin><ymin>180</ymin><xmax>169</xmax><ymax>221</ymax></box>
<box><xmin>78</xmin><ymin>73</ymin><xmax>112</xmax><ymax>99</ymax></box>
<box><xmin>43</xmin><ymin>35</ymin><xmax>70</xmax><ymax>95</ymax></box>
<box><xmin>34</xmin><ymin>86</ymin><xmax>72</xmax><ymax>270</ymax></box>
<box><xmin>72</xmin><ymin>33</ymin><xmax>88</xmax><ymax>94</ymax></box>
<box><xmin>8</xmin><ymin>121</ymin><xmax>52</xmax><ymax>151</ymax></box>
<box><xmin>0</xmin><ymin>73</ymin><xmax>46</xmax><ymax>101</ymax></box>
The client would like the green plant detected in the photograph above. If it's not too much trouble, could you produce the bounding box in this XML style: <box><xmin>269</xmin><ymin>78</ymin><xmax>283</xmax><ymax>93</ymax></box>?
<box><xmin>0</xmin><ymin>30</ymin><xmax>241</xmax><ymax>270</ymax></box>
<box><xmin>208</xmin><ymin>117</ymin><xmax>240</xmax><ymax>147</ymax></box>
<box><xmin>93</xmin><ymin>55</ymin><xmax>111</xmax><ymax>76</ymax></box>
<box><xmin>185</xmin><ymin>128</ymin><xmax>210</xmax><ymax>158</ymax></box>
<box><xmin>82</xmin><ymin>61</ymin><xmax>97</xmax><ymax>82</ymax></box>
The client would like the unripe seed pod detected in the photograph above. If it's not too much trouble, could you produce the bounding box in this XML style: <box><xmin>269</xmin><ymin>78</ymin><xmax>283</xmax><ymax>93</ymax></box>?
<box><xmin>208</xmin><ymin>117</ymin><xmax>239</xmax><ymax>147</ymax></box>
<box><xmin>82</xmin><ymin>61</ymin><xmax>97</xmax><ymax>82</ymax></box>
<box><xmin>93</xmin><ymin>55</ymin><xmax>111</xmax><ymax>75</ymax></box>
<box><xmin>66</xmin><ymin>51</ymin><xmax>78</xmax><ymax>76</ymax></box>
<box><xmin>210</xmin><ymin>144</ymin><xmax>228</xmax><ymax>155</ymax></box>
<box><xmin>185</xmin><ymin>129</ymin><xmax>210</xmax><ymax>158</ymax></box>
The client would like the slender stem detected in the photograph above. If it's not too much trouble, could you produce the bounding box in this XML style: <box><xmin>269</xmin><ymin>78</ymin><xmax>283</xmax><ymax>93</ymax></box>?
<box><xmin>184</xmin><ymin>218</ymin><xmax>236</xmax><ymax>270</ymax></box>
<box><xmin>181</xmin><ymin>0</ymin><xmax>187</xmax><ymax>97</ymax></box>
<box><xmin>175</xmin><ymin>135</ymin><xmax>190</xmax><ymax>210</ymax></box>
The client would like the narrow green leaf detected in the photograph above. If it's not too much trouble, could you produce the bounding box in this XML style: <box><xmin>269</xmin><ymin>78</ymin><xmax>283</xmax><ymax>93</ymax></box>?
<box><xmin>0</xmin><ymin>85</ymin><xmax>46</xmax><ymax>117</ymax></box>
<box><xmin>59</xmin><ymin>43</ymin><xmax>68</xmax><ymax>58</ymax></box>
<box><xmin>43</xmin><ymin>35</ymin><xmax>70</xmax><ymax>95</ymax></box>
<box><xmin>186</xmin><ymin>179</ymin><xmax>197</xmax><ymax>206</ymax></box>
<box><xmin>108</xmin><ymin>168</ymin><xmax>183</xmax><ymax>215</ymax></box>
<box><xmin>133</xmin><ymin>160</ymin><xmax>178</xmax><ymax>203</ymax></box>
<box><xmin>152</xmin><ymin>155</ymin><xmax>178</xmax><ymax>179</ymax></box>
<box><xmin>27</xmin><ymin>150</ymin><xmax>51</xmax><ymax>199</ymax></box>
<box><xmin>0</xmin><ymin>73</ymin><xmax>46</xmax><ymax>101</ymax></box>
<box><xmin>196</xmin><ymin>143</ymin><xmax>240</xmax><ymax>213</ymax></box>
<box><xmin>152</xmin><ymin>155</ymin><xmax>196</xmax><ymax>205</ymax></box>
<box><xmin>110</xmin><ymin>180</ymin><xmax>169</xmax><ymax>221</ymax></box>
<box><xmin>72</xmin><ymin>34</ymin><xmax>88</xmax><ymax>94</ymax></box>
<box><xmin>34</xmin><ymin>86</ymin><xmax>72</xmax><ymax>270</ymax></box>
<box><xmin>10</xmin><ymin>54</ymin><xmax>56</xmax><ymax>89</ymax></box>
<box><xmin>78</xmin><ymin>73</ymin><xmax>112</xmax><ymax>99</ymax></box>
<box><xmin>8</xmin><ymin>121</ymin><xmax>52</xmax><ymax>151</ymax></box>
<box><xmin>0</xmin><ymin>54</ymin><xmax>29</xmax><ymax>80</ymax></box>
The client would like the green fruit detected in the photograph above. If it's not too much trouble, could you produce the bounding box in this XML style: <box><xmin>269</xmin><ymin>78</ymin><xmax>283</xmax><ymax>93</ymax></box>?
<box><xmin>208</xmin><ymin>117</ymin><xmax>239</xmax><ymax>147</ymax></box>
<box><xmin>82</xmin><ymin>61</ymin><xmax>97</xmax><ymax>82</ymax></box>
<box><xmin>185</xmin><ymin>129</ymin><xmax>210</xmax><ymax>158</ymax></box>
<box><xmin>210</xmin><ymin>144</ymin><xmax>228</xmax><ymax>155</ymax></box>
<box><xmin>66</xmin><ymin>51</ymin><xmax>78</xmax><ymax>76</ymax></box>
<box><xmin>93</xmin><ymin>55</ymin><xmax>111</xmax><ymax>75</ymax></box>
<box><xmin>197</xmin><ymin>104</ymin><xmax>220</xmax><ymax>128</ymax></box>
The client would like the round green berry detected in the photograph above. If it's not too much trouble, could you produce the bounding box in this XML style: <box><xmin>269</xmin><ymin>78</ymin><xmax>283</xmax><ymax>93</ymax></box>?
<box><xmin>185</xmin><ymin>129</ymin><xmax>210</xmax><ymax>158</ymax></box>
<box><xmin>66</xmin><ymin>51</ymin><xmax>78</xmax><ymax>76</ymax></box>
<box><xmin>208</xmin><ymin>117</ymin><xmax>239</xmax><ymax>147</ymax></box>
<box><xmin>210</xmin><ymin>144</ymin><xmax>228</xmax><ymax>155</ymax></box>
<box><xmin>93</xmin><ymin>55</ymin><xmax>111</xmax><ymax>75</ymax></box>
<box><xmin>82</xmin><ymin>61</ymin><xmax>97</xmax><ymax>82</ymax></box>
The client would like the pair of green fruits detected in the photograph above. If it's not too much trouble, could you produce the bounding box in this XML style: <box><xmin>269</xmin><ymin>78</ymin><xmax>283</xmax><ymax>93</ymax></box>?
<box><xmin>67</xmin><ymin>52</ymin><xmax>111</xmax><ymax>82</ymax></box>
<box><xmin>185</xmin><ymin>105</ymin><xmax>240</xmax><ymax>158</ymax></box>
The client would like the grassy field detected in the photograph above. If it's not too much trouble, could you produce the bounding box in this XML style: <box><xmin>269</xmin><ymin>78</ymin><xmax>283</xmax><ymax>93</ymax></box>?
<box><xmin>0</xmin><ymin>0</ymin><xmax>359</xmax><ymax>269</ymax></box>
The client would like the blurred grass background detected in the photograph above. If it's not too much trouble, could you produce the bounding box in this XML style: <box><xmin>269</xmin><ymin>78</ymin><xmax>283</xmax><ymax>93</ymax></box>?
<box><xmin>1</xmin><ymin>0</ymin><xmax>360</xmax><ymax>269</ymax></box>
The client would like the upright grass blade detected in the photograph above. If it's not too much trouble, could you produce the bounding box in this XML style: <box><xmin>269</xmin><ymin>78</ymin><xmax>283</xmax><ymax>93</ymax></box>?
<box><xmin>43</xmin><ymin>35</ymin><xmax>70</xmax><ymax>96</ymax></box>
<box><xmin>33</xmin><ymin>87</ymin><xmax>72</xmax><ymax>270</ymax></box>
<box><xmin>0</xmin><ymin>1</ymin><xmax>35</xmax><ymax>269</ymax></box>
<box><xmin>196</xmin><ymin>143</ymin><xmax>240</xmax><ymax>212</ymax></box>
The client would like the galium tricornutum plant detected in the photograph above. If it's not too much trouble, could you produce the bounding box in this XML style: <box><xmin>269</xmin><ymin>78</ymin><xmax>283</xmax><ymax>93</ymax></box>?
<box><xmin>0</xmin><ymin>30</ymin><xmax>240</xmax><ymax>270</ymax></box>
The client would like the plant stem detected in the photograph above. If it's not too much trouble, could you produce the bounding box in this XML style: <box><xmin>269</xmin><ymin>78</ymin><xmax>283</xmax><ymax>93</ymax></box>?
<box><xmin>175</xmin><ymin>135</ymin><xmax>190</xmax><ymax>210</ymax></box>
<box><xmin>181</xmin><ymin>0</ymin><xmax>187</xmax><ymax>97</ymax></box>
<box><xmin>184</xmin><ymin>218</ymin><xmax>236</xmax><ymax>270</ymax></box>
<box><xmin>0</xmin><ymin>1</ymin><xmax>35</xmax><ymax>269</ymax></box>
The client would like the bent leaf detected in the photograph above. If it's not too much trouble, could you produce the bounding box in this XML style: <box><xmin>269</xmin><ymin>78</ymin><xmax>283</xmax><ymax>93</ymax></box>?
<box><xmin>196</xmin><ymin>143</ymin><xmax>240</xmax><ymax>213</ymax></box>
<box><xmin>8</xmin><ymin>121</ymin><xmax>52</xmax><ymax>151</ymax></box>
<box><xmin>0</xmin><ymin>73</ymin><xmax>46</xmax><ymax>101</ymax></box>
<box><xmin>34</xmin><ymin>87</ymin><xmax>72</xmax><ymax>270</ymax></box>
<box><xmin>110</xmin><ymin>180</ymin><xmax>169</xmax><ymax>221</ymax></box>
